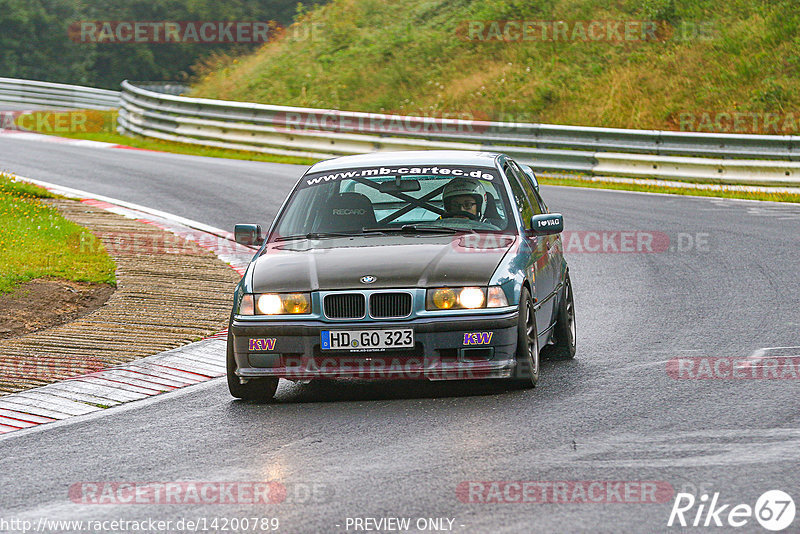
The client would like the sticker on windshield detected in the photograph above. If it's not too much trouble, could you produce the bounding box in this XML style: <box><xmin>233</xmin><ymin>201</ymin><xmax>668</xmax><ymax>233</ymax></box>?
<box><xmin>303</xmin><ymin>165</ymin><xmax>500</xmax><ymax>186</ymax></box>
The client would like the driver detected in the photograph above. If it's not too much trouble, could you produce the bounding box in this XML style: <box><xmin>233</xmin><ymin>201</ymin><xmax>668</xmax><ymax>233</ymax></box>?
<box><xmin>441</xmin><ymin>178</ymin><xmax>487</xmax><ymax>221</ymax></box>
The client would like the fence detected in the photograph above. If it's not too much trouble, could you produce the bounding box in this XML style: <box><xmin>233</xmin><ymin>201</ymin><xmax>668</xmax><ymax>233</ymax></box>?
<box><xmin>0</xmin><ymin>77</ymin><xmax>119</xmax><ymax>110</ymax></box>
<box><xmin>3</xmin><ymin>77</ymin><xmax>798</xmax><ymax>185</ymax></box>
<box><xmin>117</xmin><ymin>81</ymin><xmax>800</xmax><ymax>185</ymax></box>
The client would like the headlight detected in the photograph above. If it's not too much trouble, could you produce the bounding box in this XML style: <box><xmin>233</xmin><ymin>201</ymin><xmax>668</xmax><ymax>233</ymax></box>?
<box><xmin>431</xmin><ymin>288</ymin><xmax>458</xmax><ymax>309</ymax></box>
<box><xmin>459</xmin><ymin>287</ymin><xmax>485</xmax><ymax>308</ymax></box>
<box><xmin>238</xmin><ymin>293</ymin><xmax>311</xmax><ymax>315</ymax></box>
<box><xmin>425</xmin><ymin>287</ymin><xmax>487</xmax><ymax>310</ymax></box>
<box><xmin>257</xmin><ymin>294</ymin><xmax>284</xmax><ymax>315</ymax></box>
<box><xmin>426</xmin><ymin>286</ymin><xmax>509</xmax><ymax>310</ymax></box>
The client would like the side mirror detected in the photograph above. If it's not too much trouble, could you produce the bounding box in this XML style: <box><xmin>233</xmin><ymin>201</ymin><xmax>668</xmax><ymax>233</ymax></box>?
<box><xmin>530</xmin><ymin>214</ymin><xmax>563</xmax><ymax>235</ymax></box>
<box><xmin>520</xmin><ymin>164</ymin><xmax>539</xmax><ymax>191</ymax></box>
<box><xmin>234</xmin><ymin>223</ymin><xmax>264</xmax><ymax>246</ymax></box>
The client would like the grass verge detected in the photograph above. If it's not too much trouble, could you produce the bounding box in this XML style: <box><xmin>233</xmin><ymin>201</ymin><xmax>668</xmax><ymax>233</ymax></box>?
<box><xmin>538</xmin><ymin>175</ymin><xmax>800</xmax><ymax>203</ymax></box>
<box><xmin>0</xmin><ymin>173</ymin><xmax>116</xmax><ymax>293</ymax></box>
<box><xmin>58</xmin><ymin>131</ymin><xmax>317</xmax><ymax>166</ymax></box>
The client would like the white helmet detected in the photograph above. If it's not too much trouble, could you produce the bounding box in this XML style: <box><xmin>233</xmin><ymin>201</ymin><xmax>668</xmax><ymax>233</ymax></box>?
<box><xmin>442</xmin><ymin>178</ymin><xmax>487</xmax><ymax>217</ymax></box>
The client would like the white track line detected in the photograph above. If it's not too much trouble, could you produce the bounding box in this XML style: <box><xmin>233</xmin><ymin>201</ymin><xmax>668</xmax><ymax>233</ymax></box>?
<box><xmin>13</xmin><ymin>175</ymin><xmax>232</xmax><ymax>238</ymax></box>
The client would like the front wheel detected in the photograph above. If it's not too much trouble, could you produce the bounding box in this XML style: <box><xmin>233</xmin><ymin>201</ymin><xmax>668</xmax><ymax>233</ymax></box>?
<box><xmin>227</xmin><ymin>334</ymin><xmax>279</xmax><ymax>401</ymax></box>
<box><xmin>510</xmin><ymin>287</ymin><xmax>539</xmax><ymax>388</ymax></box>
<box><xmin>544</xmin><ymin>274</ymin><xmax>577</xmax><ymax>360</ymax></box>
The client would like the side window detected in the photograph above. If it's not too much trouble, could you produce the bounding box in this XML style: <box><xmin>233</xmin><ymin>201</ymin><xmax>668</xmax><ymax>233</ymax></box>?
<box><xmin>528</xmin><ymin>180</ymin><xmax>549</xmax><ymax>214</ymax></box>
<box><xmin>510</xmin><ymin>161</ymin><xmax>544</xmax><ymax>215</ymax></box>
<box><xmin>534</xmin><ymin>191</ymin><xmax>548</xmax><ymax>214</ymax></box>
<box><xmin>504</xmin><ymin>164</ymin><xmax>533</xmax><ymax>227</ymax></box>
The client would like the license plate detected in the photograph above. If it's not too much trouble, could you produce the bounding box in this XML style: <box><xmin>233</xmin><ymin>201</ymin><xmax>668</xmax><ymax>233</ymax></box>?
<box><xmin>321</xmin><ymin>329</ymin><xmax>414</xmax><ymax>351</ymax></box>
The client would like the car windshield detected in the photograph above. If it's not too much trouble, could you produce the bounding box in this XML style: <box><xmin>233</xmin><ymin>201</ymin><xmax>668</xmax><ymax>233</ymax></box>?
<box><xmin>273</xmin><ymin>164</ymin><xmax>515</xmax><ymax>240</ymax></box>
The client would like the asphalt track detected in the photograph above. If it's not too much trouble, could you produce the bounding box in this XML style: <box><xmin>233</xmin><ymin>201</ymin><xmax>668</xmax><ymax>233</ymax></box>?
<box><xmin>1</xmin><ymin>135</ymin><xmax>799</xmax><ymax>533</ymax></box>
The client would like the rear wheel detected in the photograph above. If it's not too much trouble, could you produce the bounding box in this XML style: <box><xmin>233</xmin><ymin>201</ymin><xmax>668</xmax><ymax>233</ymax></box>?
<box><xmin>544</xmin><ymin>274</ymin><xmax>576</xmax><ymax>360</ymax></box>
<box><xmin>226</xmin><ymin>334</ymin><xmax>279</xmax><ymax>401</ymax></box>
<box><xmin>511</xmin><ymin>287</ymin><xmax>539</xmax><ymax>388</ymax></box>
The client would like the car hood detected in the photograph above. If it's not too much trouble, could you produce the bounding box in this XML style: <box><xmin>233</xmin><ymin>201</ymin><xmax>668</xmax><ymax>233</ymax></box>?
<box><xmin>250</xmin><ymin>234</ymin><xmax>517</xmax><ymax>291</ymax></box>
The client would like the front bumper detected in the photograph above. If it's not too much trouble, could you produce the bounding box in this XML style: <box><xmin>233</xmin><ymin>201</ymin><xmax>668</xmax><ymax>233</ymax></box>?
<box><xmin>229</xmin><ymin>311</ymin><xmax>518</xmax><ymax>381</ymax></box>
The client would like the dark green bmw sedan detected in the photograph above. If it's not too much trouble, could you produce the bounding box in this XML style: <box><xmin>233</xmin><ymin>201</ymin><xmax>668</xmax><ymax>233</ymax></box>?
<box><xmin>227</xmin><ymin>150</ymin><xmax>575</xmax><ymax>400</ymax></box>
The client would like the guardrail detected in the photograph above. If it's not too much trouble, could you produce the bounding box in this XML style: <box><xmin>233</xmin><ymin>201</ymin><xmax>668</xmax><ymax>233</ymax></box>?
<box><xmin>2</xmin><ymin>75</ymin><xmax>795</xmax><ymax>185</ymax></box>
<box><xmin>0</xmin><ymin>77</ymin><xmax>120</xmax><ymax>110</ymax></box>
<box><xmin>118</xmin><ymin>81</ymin><xmax>800</xmax><ymax>185</ymax></box>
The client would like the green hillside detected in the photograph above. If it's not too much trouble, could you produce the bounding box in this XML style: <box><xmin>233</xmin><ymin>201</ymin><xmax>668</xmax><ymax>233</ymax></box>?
<box><xmin>190</xmin><ymin>0</ymin><xmax>800</xmax><ymax>133</ymax></box>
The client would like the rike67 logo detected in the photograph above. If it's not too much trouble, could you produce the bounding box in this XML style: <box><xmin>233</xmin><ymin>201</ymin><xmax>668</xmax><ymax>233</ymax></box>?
<box><xmin>668</xmin><ymin>490</ymin><xmax>796</xmax><ymax>531</ymax></box>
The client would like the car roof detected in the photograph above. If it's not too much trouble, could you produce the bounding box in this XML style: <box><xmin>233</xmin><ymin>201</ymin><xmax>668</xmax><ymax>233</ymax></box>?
<box><xmin>307</xmin><ymin>150</ymin><xmax>503</xmax><ymax>173</ymax></box>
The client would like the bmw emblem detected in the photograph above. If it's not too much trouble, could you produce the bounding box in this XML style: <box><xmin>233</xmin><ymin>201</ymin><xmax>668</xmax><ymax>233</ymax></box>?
<box><xmin>360</xmin><ymin>275</ymin><xmax>377</xmax><ymax>284</ymax></box>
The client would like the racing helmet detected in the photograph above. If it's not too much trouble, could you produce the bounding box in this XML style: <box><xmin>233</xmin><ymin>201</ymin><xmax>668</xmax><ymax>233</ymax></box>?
<box><xmin>442</xmin><ymin>178</ymin><xmax>487</xmax><ymax>217</ymax></box>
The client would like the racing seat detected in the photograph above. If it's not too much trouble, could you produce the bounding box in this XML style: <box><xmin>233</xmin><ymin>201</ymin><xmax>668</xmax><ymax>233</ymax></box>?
<box><xmin>483</xmin><ymin>192</ymin><xmax>499</xmax><ymax>218</ymax></box>
<box><xmin>482</xmin><ymin>192</ymin><xmax>504</xmax><ymax>228</ymax></box>
<box><xmin>315</xmin><ymin>192</ymin><xmax>377</xmax><ymax>233</ymax></box>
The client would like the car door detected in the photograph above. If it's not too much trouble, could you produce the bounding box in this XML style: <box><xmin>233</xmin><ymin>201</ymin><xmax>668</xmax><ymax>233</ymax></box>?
<box><xmin>513</xmin><ymin>161</ymin><xmax>562</xmax><ymax>331</ymax></box>
<box><xmin>503</xmin><ymin>162</ymin><xmax>554</xmax><ymax>337</ymax></box>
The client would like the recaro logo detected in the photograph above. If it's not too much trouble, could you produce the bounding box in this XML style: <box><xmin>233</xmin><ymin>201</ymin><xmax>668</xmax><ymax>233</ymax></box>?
<box><xmin>332</xmin><ymin>208</ymin><xmax>366</xmax><ymax>216</ymax></box>
<box><xmin>667</xmin><ymin>490</ymin><xmax>796</xmax><ymax>530</ymax></box>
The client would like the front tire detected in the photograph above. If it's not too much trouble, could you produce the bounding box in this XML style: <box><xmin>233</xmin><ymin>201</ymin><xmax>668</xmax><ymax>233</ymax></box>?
<box><xmin>226</xmin><ymin>333</ymin><xmax>279</xmax><ymax>401</ymax></box>
<box><xmin>544</xmin><ymin>274</ymin><xmax>577</xmax><ymax>360</ymax></box>
<box><xmin>511</xmin><ymin>287</ymin><xmax>539</xmax><ymax>388</ymax></box>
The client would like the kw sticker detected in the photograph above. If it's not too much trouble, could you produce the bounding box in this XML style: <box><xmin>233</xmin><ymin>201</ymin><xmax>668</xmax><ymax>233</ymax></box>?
<box><xmin>464</xmin><ymin>332</ymin><xmax>493</xmax><ymax>345</ymax></box>
<box><xmin>249</xmin><ymin>338</ymin><xmax>277</xmax><ymax>351</ymax></box>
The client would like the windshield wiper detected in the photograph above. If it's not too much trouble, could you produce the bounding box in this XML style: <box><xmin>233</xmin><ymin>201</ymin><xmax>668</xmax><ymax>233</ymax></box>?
<box><xmin>274</xmin><ymin>232</ymin><xmax>357</xmax><ymax>242</ymax></box>
<box><xmin>362</xmin><ymin>224</ymin><xmax>475</xmax><ymax>235</ymax></box>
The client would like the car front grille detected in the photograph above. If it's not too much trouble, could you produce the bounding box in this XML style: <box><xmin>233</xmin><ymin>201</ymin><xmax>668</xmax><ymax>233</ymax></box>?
<box><xmin>324</xmin><ymin>293</ymin><xmax>366</xmax><ymax>319</ymax></box>
<box><xmin>369</xmin><ymin>292</ymin><xmax>412</xmax><ymax>318</ymax></box>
